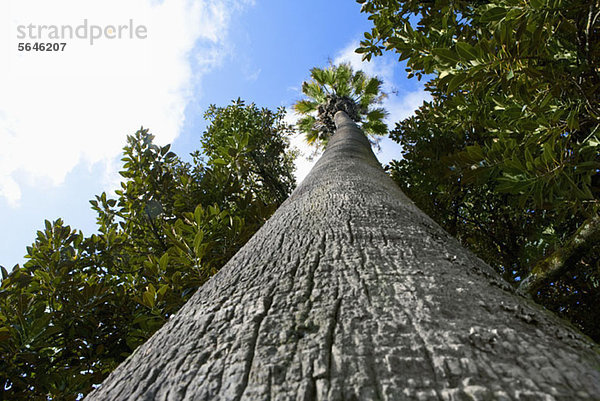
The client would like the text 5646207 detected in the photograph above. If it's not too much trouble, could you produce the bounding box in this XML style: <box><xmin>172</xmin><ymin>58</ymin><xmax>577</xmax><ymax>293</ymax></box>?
<box><xmin>18</xmin><ymin>43</ymin><xmax>67</xmax><ymax>52</ymax></box>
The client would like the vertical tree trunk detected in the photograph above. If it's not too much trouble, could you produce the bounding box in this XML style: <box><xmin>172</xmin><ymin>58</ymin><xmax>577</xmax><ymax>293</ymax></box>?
<box><xmin>86</xmin><ymin>112</ymin><xmax>600</xmax><ymax>401</ymax></box>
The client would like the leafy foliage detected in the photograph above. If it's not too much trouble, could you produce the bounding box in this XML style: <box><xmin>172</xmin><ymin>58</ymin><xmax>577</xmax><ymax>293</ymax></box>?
<box><xmin>359</xmin><ymin>0</ymin><xmax>599</xmax><ymax>211</ymax></box>
<box><xmin>359</xmin><ymin>0</ymin><xmax>600</xmax><ymax>340</ymax></box>
<box><xmin>0</xmin><ymin>100</ymin><xmax>296</xmax><ymax>400</ymax></box>
<box><xmin>294</xmin><ymin>63</ymin><xmax>388</xmax><ymax>147</ymax></box>
<box><xmin>202</xmin><ymin>99</ymin><xmax>297</xmax><ymax>205</ymax></box>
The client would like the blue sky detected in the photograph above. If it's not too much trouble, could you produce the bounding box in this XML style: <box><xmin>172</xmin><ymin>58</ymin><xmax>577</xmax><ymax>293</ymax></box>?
<box><xmin>0</xmin><ymin>0</ymin><xmax>429</xmax><ymax>270</ymax></box>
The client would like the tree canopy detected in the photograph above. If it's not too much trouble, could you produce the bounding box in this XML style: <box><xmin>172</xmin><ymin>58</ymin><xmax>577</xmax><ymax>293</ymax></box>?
<box><xmin>294</xmin><ymin>63</ymin><xmax>388</xmax><ymax>147</ymax></box>
<box><xmin>0</xmin><ymin>100</ymin><xmax>296</xmax><ymax>400</ymax></box>
<box><xmin>358</xmin><ymin>0</ymin><xmax>600</xmax><ymax>340</ymax></box>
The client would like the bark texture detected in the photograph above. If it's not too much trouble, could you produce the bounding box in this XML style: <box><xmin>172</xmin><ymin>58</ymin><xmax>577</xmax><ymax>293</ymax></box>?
<box><xmin>86</xmin><ymin>112</ymin><xmax>600</xmax><ymax>401</ymax></box>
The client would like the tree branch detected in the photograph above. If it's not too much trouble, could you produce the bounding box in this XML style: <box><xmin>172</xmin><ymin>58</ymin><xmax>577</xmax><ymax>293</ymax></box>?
<box><xmin>519</xmin><ymin>214</ymin><xmax>600</xmax><ymax>295</ymax></box>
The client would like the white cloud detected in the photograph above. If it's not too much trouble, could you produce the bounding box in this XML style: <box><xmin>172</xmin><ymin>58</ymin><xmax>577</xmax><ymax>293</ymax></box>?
<box><xmin>244</xmin><ymin>67</ymin><xmax>261</xmax><ymax>82</ymax></box>
<box><xmin>284</xmin><ymin>111</ymin><xmax>320</xmax><ymax>184</ymax></box>
<box><xmin>0</xmin><ymin>0</ymin><xmax>252</xmax><ymax>206</ymax></box>
<box><xmin>333</xmin><ymin>41</ymin><xmax>395</xmax><ymax>84</ymax></box>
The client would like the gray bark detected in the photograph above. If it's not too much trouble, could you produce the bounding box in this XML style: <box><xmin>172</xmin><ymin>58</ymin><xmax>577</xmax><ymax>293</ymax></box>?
<box><xmin>86</xmin><ymin>111</ymin><xmax>600</xmax><ymax>401</ymax></box>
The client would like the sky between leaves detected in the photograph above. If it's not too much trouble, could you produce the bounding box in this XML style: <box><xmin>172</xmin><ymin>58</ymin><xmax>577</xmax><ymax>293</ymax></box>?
<box><xmin>0</xmin><ymin>0</ymin><xmax>430</xmax><ymax>269</ymax></box>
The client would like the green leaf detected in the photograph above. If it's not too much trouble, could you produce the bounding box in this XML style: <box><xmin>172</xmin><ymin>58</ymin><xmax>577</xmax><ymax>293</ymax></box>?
<box><xmin>239</xmin><ymin>133</ymin><xmax>249</xmax><ymax>150</ymax></box>
<box><xmin>466</xmin><ymin>145</ymin><xmax>484</xmax><ymax>160</ymax></box>
<box><xmin>432</xmin><ymin>48</ymin><xmax>460</xmax><ymax>65</ymax></box>
<box><xmin>143</xmin><ymin>284</ymin><xmax>156</xmax><ymax>308</ymax></box>
<box><xmin>480</xmin><ymin>7</ymin><xmax>507</xmax><ymax>22</ymax></box>
<box><xmin>0</xmin><ymin>326</ymin><xmax>11</xmax><ymax>342</ymax></box>
<box><xmin>145</xmin><ymin>200</ymin><xmax>163</xmax><ymax>219</ymax></box>
<box><xmin>530</xmin><ymin>0</ymin><xmax>543</xmax><ymax>10</ymax></box>
<box><xmin>447</xmin><ymin>73</ymin><xmax>468</xmax><ymax>93</ymax></box>
<box><xmin>567</xmin><ymin>109</ymin><xmax>579</xmax><ymax>130</ymax></box>
<box><xmin>455</xmin><ymin>42</ymin><xmax>478</xmax><ymax>61</ymax></box>
<box><xmin>193</xmin><ymin>230</ymin><xmax>204</xmax><ymax>256</ymax></box>
<box><xmin>505</xmin><ymin>8</ymin><xmax>522</xmax><ymax>21</ymax></box>
<box><xmin>525</xmin><ymin>148</ymin><xmax>534</xmax><ymax>165</ymax></box>
<box><xmin>159</xmin><ymin>253</ymin><xmax>169</xmax><ymax>271</ymax></box>
<box><xmin>157</xmin><ymin>284</ymin><xmax>169</xmax><ymax>301</ymax></box>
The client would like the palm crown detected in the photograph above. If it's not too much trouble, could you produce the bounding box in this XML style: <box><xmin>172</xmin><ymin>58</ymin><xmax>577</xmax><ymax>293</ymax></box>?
<box><xmin>294</xmin><ymin>63</ymin><xmax>388</xmax><ymax>146</ymax></box>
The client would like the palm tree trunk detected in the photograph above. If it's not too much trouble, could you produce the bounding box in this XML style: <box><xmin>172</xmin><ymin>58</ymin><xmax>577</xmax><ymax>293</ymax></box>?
<box><xmin>86</xmin><ymin>111</ymin><xmax>600</xmax><ymax>401</ymax></box>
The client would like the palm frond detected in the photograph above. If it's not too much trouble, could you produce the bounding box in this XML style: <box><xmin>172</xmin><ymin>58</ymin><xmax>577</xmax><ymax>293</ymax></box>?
<box><xmin>336</xmin><ymin>81</ymin><xmax>351</xmax><ymax>97</ymax></box>
<box><xmin>358</xmin><ymin>95</ymin><xmax>373</xmax><ymax>110</ymax></box>
<box><xmin>294</xmin><ymin>99</ymin><xmax>318</xmax><ymax>115</ymax></box>
<box><xmin>302</xmin><ymin>82</ymin><xmax>326</xmax><ymax>103</ymax></box>
<box><xmin>297</xmin><ymin>115</ymin><xmax>316</xmax><ymax>132</ymax></box>
<box><xmin>364</xmin><ymin>77</ymin><xmax>382</xmax><ymax>97</ymax></box>
<box><xmin>310</xmin><ymin>67</ymin><xmax>328</xmax><ymax>86</ymax></box>
<box><xmin>366</xmin><ymin>108</ymin><xmax>387</xmax><ymax>122</ymax></box>
<box><xmin>362</xmin><ymin>119</ymin><xmax>388</xmax><ymax>136</ymax></box>
<box><xmin>352</xmin><ymin>71</ymin><xmax>366</xmax><ymax>94</ymax></box>
<box><xmin>297</xmin><ymin>63</ymin><xmax>388</xmax><ymax>145</ymax></box>
<box><xmin>335</xmin><ymin>64</ymin><xmax>352</xmax><ymax>87</ymax></box>
<box><xmin>324</xmin><ymin>68</ymin><xmax>336</xmax><ymax>86</ymax></box>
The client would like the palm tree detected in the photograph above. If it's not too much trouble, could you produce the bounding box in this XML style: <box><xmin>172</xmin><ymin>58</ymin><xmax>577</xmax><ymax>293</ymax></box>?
<box><xmin>294</xmin><ymin>62</ymin><xmax>387</xmax><ymax>147</ymax></box>
<box><xmin>86</xmin><ymin>110</ymin><xmax>600</xmax><ymax>401</ymax></box>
